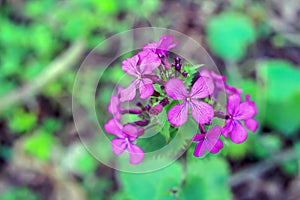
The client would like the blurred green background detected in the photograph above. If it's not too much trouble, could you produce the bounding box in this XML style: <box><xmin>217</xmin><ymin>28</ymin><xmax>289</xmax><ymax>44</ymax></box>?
<box><xmin>1</xmin><ymin>0</ymin><xmax>300</xmax><ymax>199</ymax></box>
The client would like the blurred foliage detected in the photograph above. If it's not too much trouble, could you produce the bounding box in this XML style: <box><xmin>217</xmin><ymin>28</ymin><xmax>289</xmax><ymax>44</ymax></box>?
<box><xmin>0</xmin><ymin>187</ymin><xmax>41</xmax><ymax>200</ymax></box>
<box><xmin>258</xmin><ymin>60</ymin><xmax>300</xmax><ymax>135</ymax></box>
<box><xmin>119</xmin><ymin>161</ymin><xmax>183</xmax><ymax>199</ymax></box>
<box><xmin>118</xmin><ymin>156</ymin><xmax>231</xmax><ymax>200</ymax></box>
<box><xmin>181</xmin><ymin>155</ymin><xmax>231</xmax><ymax>200</ymax></box>
<box><xmin>8</xmin><ymin>108</ymin><xmax>37</xmax><ymax>134</ymax></box>
<box><xmin>63</xmin><ymin>143</ymin><xmax>98</xmax><ymax>176</ymax></box>
<box><xmin>23</xmin><ymin>130</ymin><xmax>55</xmax><ymax>161</ymax></box>
<box><xmin>206</xmin><ymin>12</ymin><xmax>256</xmax><ymax>61</ymax></box>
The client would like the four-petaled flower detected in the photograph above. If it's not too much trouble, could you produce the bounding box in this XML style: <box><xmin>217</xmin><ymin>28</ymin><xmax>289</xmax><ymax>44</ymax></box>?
<box><xmin>104</xmin><ymin>118</ymin><xmax>144</xmax><ymax>164</ymax></box>
<box><xmin>222</xmin><ymin>94</ymin><xmax>258</xmax><ymax>144</ymax></box>
<box><xmin>165</xmin><ymin>77</ymin><xmax>214</xmax><ymax>126</ymax></box>
<box><xmin>104</xmin><ymin>36</ymin><xmax>259</xmax><ymax>164</ymax></box>
<box><xmin>192</xmin><ymin>126</ymin><xmax>224</xmax><ymax>157</ymax></box>
<box><xmin>120</xmin><ymin>50</ymin><xmax>161</xmax><ymax>102</ymax></box>
<box><xmin>143</xmin><ymin>35</ymin><xmax>178</xmax><ymax>58</ymax></box>
<box><xmin>200</xmin><ymin>69</ymin><xmax>242</xmax><ymax>95</ymax></box>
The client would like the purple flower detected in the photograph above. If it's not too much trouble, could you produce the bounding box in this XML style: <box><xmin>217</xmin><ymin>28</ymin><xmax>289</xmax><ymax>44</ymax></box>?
<box><xmin>108</xmin><ymin>86</ymin><xmax>123</xmax><ymax>120</ymax></box>
<box><xmin>143</xmin><ymin>35</ymin><xmax>178</xmax><ymax>58</ymax></box>
<box><xmin>200</xmin><ymin>69</ymin><xmax>242</xmax><ymax>95</ymax></box>
<box><xmin>222</xmin><ymin>94</ymin><xmax>258</xmax><ymax>144</ymax></box>
<box><xmin>192</xmin><ymin>126</ymin><xmax>224</xmax><ymax>157</ymax></box>
<box><xmin>104</xmin><ymin>118</ymin><xmax>144</xmax><ymax>164</ymax></box>
<box><xmin>120</xmin><ymin>51</ymin><xmax>161</xmax><ymax>102</ymax></box>
<box><xmin>149</xmin><ymin>104</ymin><xmax>163</xmax><ymax>115</ymax></box>
<box><xmin>165</xmin><ymin>77</ymin><xmax>214</xmax><ymax>126</ymax></box>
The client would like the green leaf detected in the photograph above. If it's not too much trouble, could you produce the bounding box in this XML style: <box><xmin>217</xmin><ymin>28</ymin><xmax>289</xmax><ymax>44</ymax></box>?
<box><xmin>92</xmin><ymin>0</ymin><xmax>118</xmax><ymax>15</ymax></box>
<box><xmin>153</xmin><ymin>83</ymin><xmax>164</xmax><ymax>94</ymax></box>
<box><xmin>119</xmin><ymin>161</ymin><xmax>182</xmax><ymax>200</ymax></box>
<box><xmin>281</xmin><ymin>160</ymin><xmax>299</xmax><ymax>176</ymax></box>
<box><xmin>1</xmin><ymin>187</ymin><xmax>41</xmax><ymax>200</ymax></box>
<box><xmin>226</xmin><ymin>140</ymin><xmax>249</xmax><ymax>160</ymax></box>
<box><xmin>0</xmin><ymin>79</ymin><xmax>17</xmax><ymax>97</ymax></box>
<box><xmin>23</xmin><ymin>130</ymin><xmax>54</xmax><ymax>161</ymax></box>
<box><xmin>264</xmin><ymin>93</ymin><xmax>300</xmax><ymax>135</ymax></box>
<box><xmin>137</xmin><ymin>133</ymin><xmax>166</xmax><ymax>153</ymax></box>
<box><xmin>258</xmin><ymin>60</ymin><xmax>300</xmax><ymax>102</ymax></box>
<box><xmin>252</xmin><ymin>135</ymin><xmax>282</xmax><ymax>159</ymax></box>
<box><xmin>295</xmin><ymin>142</ymin><xmax>300</xmax><ymax>163</ymax></box>
<box><xmin>161</xmin><ymin>119</ymin><xmax>198</xmax><ymax>158</ymax></box>
<box><xmin>24</xmin><ymin>0</ymin><xmax>53</xmax><ymax>18</ymax></box>
<box><xmin>8</xmin><ymin>109</ymin><xmax>37</xmax><ymax>134</ymax></box>
<box><xmin>207</xmin><ymin>12</ymin><xmax>256</xmax><ymax>61</ymax></box>
<box><xmin>181</xmin><ymin>156</ymin><xmax>232</xmax><ymax>200</ymax></box>
<box><xmin>161</xmin><ymin>121</ymin><xmax>171</xmax><ymax>143</ymax></box>
<box><xmin>258</xmin><ymin>60</ymin><xmax>300</xmax><ymax>135</ymax></box>
<box><xmin>182</xmin><ymin>65</ymin><xmax>203</xmax><ymax>88</ymax></box>
<box><xmin>41</xmin><ymin>118</ymin><xmax>62</xmax><ymax>133</ymax></box>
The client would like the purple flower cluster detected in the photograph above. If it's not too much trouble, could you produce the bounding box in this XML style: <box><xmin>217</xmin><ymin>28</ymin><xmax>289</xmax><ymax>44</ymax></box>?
<box><xmin>104</xmin><ymin>35</ymin><xmax>258</xmax><ymax>164</ymax></box>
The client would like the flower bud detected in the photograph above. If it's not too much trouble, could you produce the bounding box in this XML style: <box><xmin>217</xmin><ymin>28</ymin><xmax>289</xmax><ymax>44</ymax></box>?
<box><xmin>149</xmin><ymin>104</ymin><xmax>163</xmax><ymax>115</ymax></box>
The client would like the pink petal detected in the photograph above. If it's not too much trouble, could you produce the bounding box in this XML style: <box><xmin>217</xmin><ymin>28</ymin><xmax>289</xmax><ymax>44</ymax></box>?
<box><xmin>244</xmin><ymin>118</ymin><xmax>258</xmax><ymax>132</ymax></box>
<box><xmin>142</xmin><ymin>42</ymin><xmax>159</xmax><ymax>52</ymax></box>
<box><xmin>111</xmin><ymin>138</ymin><xmax>127</xmax><ymax>155</ymax></box>
<box><xmin>227</xmin><ymin>94</ymin><xmax>241</xmax><ymax>116</ymax></box>
<box><xmin>122</xmin><ymin>55</ymin><xmax>139</xmax><ymax>77</ymax></box>
<box><xmin>189</xmin><ymin>100</ymin><xmax>214</xmax><ymax>124</ymax></box>
<box><xmin>246</xmin><ymin>95</ymin><xmax>258</xmax><ymax>115</ymax></box>
<box><xmin>127</xmin><ymin>143</ymin><xmax>144</xmax><ymax>164</ymax></box>
<box><xmin>193</xmin><ymin>140</ymin><xmax>206</xmax><ymax>157</ymax></box>
<box><xmin>190</xmin><ymin>76</ymin><xmax>214</xmax><ymax>98</ymax></box>
<box><xmin>108</xmin><ymin>96</ymin><xmax>118</xmax><ymax>114</ymax></box>
<box><xmin>222</xmin><ymin>119</ymin><xmax>234</xmax><ymax>138</ymax></box>
<box><xmin>210</xmin><ymin>71</ymin><xmax>226</xmax><ymax>82</ymax></box>
<box><xmin>211</xmin><ymin>71</ymin><xmax>226</xmax><ymax>91</ymax></box>
<box><xmin>165</xmin><ymin>79</ymin><xmax>188</xmax><ymax>100</ymax></box>
<box><xmin>210</xmin><ymin>139</ymin><xmax>224</xmax><ymax>154</ymax></box>
<box><xmin>235</xmin><ymin>101</ymin><xmax>257</xmax><ymax>120</ymax></box>
<box><xmin>158</xmin><ymin>35</ymin><xmax>178</xmax><ymax>51</ymax></box>
<box><xmin>138</xmin><ymin>78</ymin><xmax>154</xmax><ymax>99</ymax></box>
<box><xmin>225</xmin><ymin>84</ymin><xmax>243</xmax><ymax>94</ymax></box>
<box><xmin>230</xmin><ymin>120</ymin><xmax>248</xmax><ymax>144</ymax></box>
<box><xmin>192</xmin><ymin>133</ymin><xmax>205</xmax><ymax>141</ymax></box>
<box><xmin>204</xmin><ymin>126</ymin><xmax>222</xmax><ymax>151</ymax></box>
<box><xmin>167</xmin><ymin>102</ymin><xmax>189</xmax><ymax>126</ymax></box>
<box><xmin>199</xmin><ymin>69</ymin><xmax>212</xmax><ymax>78</ymax></box>
<box><xmin>108</xmin><ymin>96</ymin><xmax>121</xmax><ymax>119</ymax></box>
<box><xmin>117</xmin><ymin>86</ymin><xmax>123</xmax><ymax>97</ymax></box>
<box><xmin>104</xmin><ymin>118</ymin><xmax>124</xmax><ymax>138</ymax></box>
<box><xmin>139</xmin><ymin>51</ymin><xmax>161</xmax><ymax>75</ymax></box>
<box><xmin>120</xmin><ymin>79</ymin><xmax>138</xmax><ymax>102</ymax></box>
<box><xmin>122</xmin><ymin>124</ymin><xmax>139</xmax><ymax>140</ymax></box>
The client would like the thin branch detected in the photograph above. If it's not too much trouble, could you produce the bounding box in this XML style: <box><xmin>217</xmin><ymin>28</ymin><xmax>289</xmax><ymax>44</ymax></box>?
<box><xmin>0</xmin><ymin>39</ymin><xmax>85</xmax><ymax>112</ymax></box>
<box><xmin>229</xmin><ymin>148</ymin><xmax>297</xmax><ymax>187</ymax></box>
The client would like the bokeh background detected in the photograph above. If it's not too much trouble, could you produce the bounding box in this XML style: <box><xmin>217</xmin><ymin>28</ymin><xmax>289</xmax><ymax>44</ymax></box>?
<box><xmin>1</xmin><ymin>0</ymin><xmax>300</xmax><ymax>199</ymax></box>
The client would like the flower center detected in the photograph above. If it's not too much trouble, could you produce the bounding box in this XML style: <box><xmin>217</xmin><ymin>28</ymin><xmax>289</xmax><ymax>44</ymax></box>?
<box><xmin>186</xmin><ymin>96</ymin><xmax>191</xmax><ymax>102</ymax></box>
<box><xmin>124</xmin><ymin>137</ymin><xmax>130</xmax><ymax>144</ymax></box>
<box><xmin>225</xmin><ymin>114</ymin><xmax>233</xmax><ymax>120</ymax></box>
